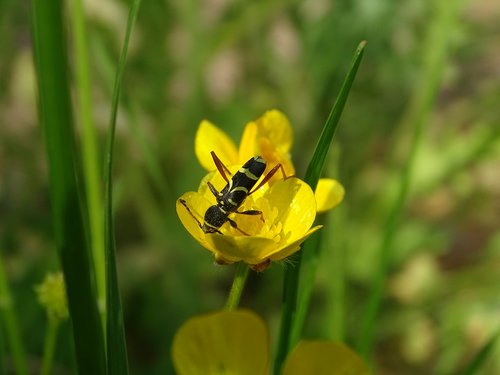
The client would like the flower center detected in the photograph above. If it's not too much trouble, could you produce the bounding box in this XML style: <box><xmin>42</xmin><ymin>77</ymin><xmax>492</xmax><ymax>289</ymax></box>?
<box><xmin>221</xmin><ymin>195</ymin><xmax>282</xmax><ymax>241</ymax></box>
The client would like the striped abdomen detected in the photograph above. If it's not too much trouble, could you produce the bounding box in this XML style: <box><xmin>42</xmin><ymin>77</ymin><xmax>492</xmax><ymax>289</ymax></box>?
<box><xmin>217</xmin><ymin>156</ymin><xmax>266</xmax><ymax>212</ymax></box>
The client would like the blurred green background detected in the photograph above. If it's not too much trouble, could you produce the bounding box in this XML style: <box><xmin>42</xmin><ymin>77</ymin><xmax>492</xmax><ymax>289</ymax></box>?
<box><xmin>1</xmin><ymin>0</ymin><xmax>500</xmax><ymax>374</ymax></box>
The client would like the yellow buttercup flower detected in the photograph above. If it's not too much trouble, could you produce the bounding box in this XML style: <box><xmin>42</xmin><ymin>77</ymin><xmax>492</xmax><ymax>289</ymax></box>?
<box><xmin>195</xmin><ymin>109</ymin><xmax>344</xmax><ymax>213</ymax></box>
<box><xmin>172</xmin><ymin>310</ymin><xmax>370</xmax><ymax>375</ymax></box>
<box><xmin>176</xmin><ymin>164</ymin><xmax>321</xmax><ymax>269</ymax></box>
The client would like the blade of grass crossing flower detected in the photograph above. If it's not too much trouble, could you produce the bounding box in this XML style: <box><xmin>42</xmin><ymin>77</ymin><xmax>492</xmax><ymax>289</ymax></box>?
<box><xmin>356</xmin><ymin>0</ymin><xmax>461</xmax><ymax>359</ymax></box>
<box><xmin>457</xmin><ymin>330</ymin><xmax>499</xmax><ymax>375</ymax></box>
<box><xmin>104</xmin><ymin>0</ymin><xmax>142</xmax><ymax>373</ymax></box>
<box><xmin>70</xmin><ymin>0</ymin><xmax>106</xmax><ymax>325</ymax></box>
<box><xmin>274</xmin><ymin>41</ymin><xmax>366</xmax><ymax>375</ymax></box>
<box><xmin>292</xmin><ymin>152</ymin><xmax>346</xmax><ymax>346</ymax></box>
<box><xmin>0</xmin><ymin>254</ymin><xmax>27</xmax><ymax>375</ymax></box>
<box><xmin>31</xmin><ymin>1</ymin><xmax>106</xmax><ymax>373</ymax></box>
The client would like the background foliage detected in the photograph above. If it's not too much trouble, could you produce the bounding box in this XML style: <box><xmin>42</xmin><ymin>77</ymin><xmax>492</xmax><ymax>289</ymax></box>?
<box><xmin>1</xmin><ymin>0</ymin><xmax>499</xmax><ymax>374</ymax></box>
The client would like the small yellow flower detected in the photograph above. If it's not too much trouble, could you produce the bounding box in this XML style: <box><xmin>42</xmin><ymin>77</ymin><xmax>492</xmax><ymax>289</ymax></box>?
<box><xmin>195</xmin><ymin>109</ymin><xmax>344</xmax><ymax>212</ymax></box>
<box><xmin>35</xmin><ymin>272</ymin><xmax>68</xmax><ymax>321</ymax></box>
<box><xmin>176</xmin><ymin>166</ymin><xmax>321</xmax><ymax>269</ymax></box>
<box><xmin>172</xmin><ymin>310</ymin><xmax>370</xmax><ymax>375</ymax></box>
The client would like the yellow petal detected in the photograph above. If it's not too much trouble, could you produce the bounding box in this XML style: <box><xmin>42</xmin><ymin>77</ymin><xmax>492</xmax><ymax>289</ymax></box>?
<box><xmin>206</xmin><ymin>235</ymin><xmax>278</xmax><ymax>265</ymax></box>
<box><xmin>238</xmin><ymin>121</ymin><xmax>259</xmax><ymax>163</ymax></box>
<box><xmin>315</xmin><ymin>178</ymin><xmax>345</xmax><ymax>213</ymax></box>
<box><xmin>255</xmin><ymin>109</ymin><xmax>293</xmax><ymax>153</ymax></box>
<box><xmin>172</xmin><ymin>310</ymin><xmax>270</xmax><ymax>375</ymax></box>
<box><xmin>268</xmin><ymin>225</ymin><xmax>322</xmax><ymax>261</ymax></box>
<box><xmin>258</xmin><ymin>136</ymin><xmax>295</xmax><ymax>179</ymax></box>
<box><xmin>264</xmin><ymin>177</ymin><xmax>317</xmax><ymax>241</ymax></box>
<box><xmin>195</xmin><ymin>120</ymin><xmax>238</xmax><ymax>171</ymax></box>
<box><xmin>283</xmin><ymin>341</ymin><xmax>371</xmax><ymax>375</ymax></box>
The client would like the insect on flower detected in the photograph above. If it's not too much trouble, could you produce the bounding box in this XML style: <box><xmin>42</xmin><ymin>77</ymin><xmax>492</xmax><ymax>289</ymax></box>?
<box><xmin>179</xmin><ymin>151</ymin><xmax>285</xmax><ymax>236</ymax></box>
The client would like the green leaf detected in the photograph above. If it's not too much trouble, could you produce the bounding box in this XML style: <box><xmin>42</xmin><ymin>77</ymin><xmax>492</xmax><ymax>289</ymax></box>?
<box><xmin>104</xmin><ymin>1</ymin><xmax>142</xmax><ymax>374</ymax></box>
<box><xmin>274</xmin><ymin>41</ymin><xmax>366</xmax><ymax>375</ymax></box>
<box><xmin>31</xmin><ymin>0</ymin><xmax>106</xmax><ymax>374</ymax></box>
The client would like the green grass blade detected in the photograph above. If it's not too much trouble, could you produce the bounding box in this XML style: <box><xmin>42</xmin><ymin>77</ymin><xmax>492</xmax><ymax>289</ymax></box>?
<box><xmin>71</xmin><ymin>0</ymin><xmax>106</xmax><ymax>323</ymax></box>
<box><xmin>457</xmin><ymin>330</ymin><xmax>499</xmax><ymax>375</ymax></box>
<box><xmin>104</xmin><ymin>0</ymin><xmax>142</xmax><ymax>373</ymax></box>
<box><xmin>356</xmin><ymin>0</ymin><xmax>462</xmax><ymax>358</ymax></box>
<box><xmin>273</xmin><ymin>41</ymin><xmax>366</xmax><ymax>375</ymax></box>
<box><xmin>0</xmin><ymin>253</ymin><xmax>27</xmax><ymax>375</ymax></box>
<box><xmin>31</xmin><ymin>0</ymin><xmax>106</xmax><ymax>373</ymax></box>
<box><xmin>303</xmin><ymin>41</ymin><xmax>366</xmax><ymax>189</ymax></box>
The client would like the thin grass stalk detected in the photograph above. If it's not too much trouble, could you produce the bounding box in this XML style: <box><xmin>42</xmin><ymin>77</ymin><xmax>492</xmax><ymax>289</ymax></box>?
<box><xmin>70</xmin><ymin>0</ymin><xmax>106</xmax><ymax>325</ymax></box>
<box><xmin>32</xmin><ymin>0</ymin><xmax>106</xmax><ymax>373</ymax></box>
<box><xmin>40</xmin><ymin>319</ymin><xmax>59</xmax><ymax>375</ymax></box>
<box><xmin>0</xmin><ymin>254</ymin><xmax>27</xmax><ymax>375</ymax></box>
<box><xmin>104</xmin><ymin>0</ymin><xmax>142</xmax><ymax>373</ymax></box>
<box><xmin>356</xmin><ymin>0</ymin><xmax>462</xmax><ymax>358</ymax></box>
<box><xmin>273</xmin><ymin>41</ymin><xmax>366</xmax><ymax>375</ymax></box>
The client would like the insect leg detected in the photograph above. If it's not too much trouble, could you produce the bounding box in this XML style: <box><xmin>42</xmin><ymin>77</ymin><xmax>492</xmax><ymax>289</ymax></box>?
<box><xmin>227</xmin><ymin>217</ymin><xmax>251</xmax><ymax>236</ymax></box>
<box><xmin>234</xmin><ymin>209</ymin><xmax>265</xmax><ymax>222</ymax></box>
<box><xmin>211</xmin><ymin>151</ymin><xmax>232</xmax><ymax>183</ymax></box>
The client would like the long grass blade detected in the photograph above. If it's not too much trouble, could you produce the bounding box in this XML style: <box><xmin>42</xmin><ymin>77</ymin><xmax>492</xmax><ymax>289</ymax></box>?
<box><xmin>104</xmin><ymin>0</ymin><xmax>142</xmax><ymax>373</ymax></box>
<box><xmin>273</xmin><ymin>41</ymin><xmax>366</xmax><ymax>375</ymax></box>
<box><xmin>71</xmin><ymin>0</ymin><xmax>106</xmax><ymax>324</ymax></box>
<box><xmin>31</xmin><ymin>0</ymin><xmax>106</xmax><ymax>373</ymax></box>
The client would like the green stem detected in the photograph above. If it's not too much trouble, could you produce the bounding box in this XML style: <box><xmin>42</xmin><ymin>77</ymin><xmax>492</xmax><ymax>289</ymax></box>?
<box><xmin>0</xmin><ymin>253</ymin><xmax>27</xmax><ymax>375</ymax></box>
<box><xmin>40</xmin><ymin>319</ymin><xmax>59</xmax><ymax>375</ymax></box>
<box><xmin>225</xmin><ymin>262</ymin><xmax>250</xmax><ymax>310</ymax></box>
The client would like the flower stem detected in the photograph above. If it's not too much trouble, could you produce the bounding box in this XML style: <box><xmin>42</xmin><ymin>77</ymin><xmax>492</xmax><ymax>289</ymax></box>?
<box><xmin>41</xmin><ymin>318</ymin><xmax>59</xmax><ymax>375</ymax></box>
<box><xmin>225</xmin><ymin>262</ymin><xmax>250</xmax><ymax>310</ymax></box>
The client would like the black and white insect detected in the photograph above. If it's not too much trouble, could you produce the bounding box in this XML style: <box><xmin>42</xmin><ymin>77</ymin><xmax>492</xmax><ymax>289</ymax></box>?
<box><xmin>179</xmin><ymin>151</ymin><xmax>283</xmax><ymax>235</ymax></box>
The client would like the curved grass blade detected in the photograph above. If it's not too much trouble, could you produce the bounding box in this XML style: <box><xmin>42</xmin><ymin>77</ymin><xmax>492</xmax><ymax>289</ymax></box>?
<box><xmin>273</xmin><ymin>41</ymin><xmax>366</xmax><ymax>375</ymax></box>
<box><xmin>31</xmin><ymin>0</ymin><xmax>106</xmax><ymax>373</ymax></box>
<box><xmin>104</xmin><ymin>0</ymin><xmax>142</xmax><ymax>373</ymax></box>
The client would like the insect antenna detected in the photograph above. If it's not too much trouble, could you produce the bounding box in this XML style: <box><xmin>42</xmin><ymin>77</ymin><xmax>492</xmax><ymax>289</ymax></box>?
<box><xmin>210</xmin><ymin>151</ymin><xmax>232</xmax><ymax>183</ymax></box>
<box><xmin>179</xmin><ymin>199</ymin><xmax>204</xmax><ymax>231</ymax></box>
<box><xmin>249</xmin><ymin>163</ymin><xmax>290</xmax><ymax>195</ymax></box>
